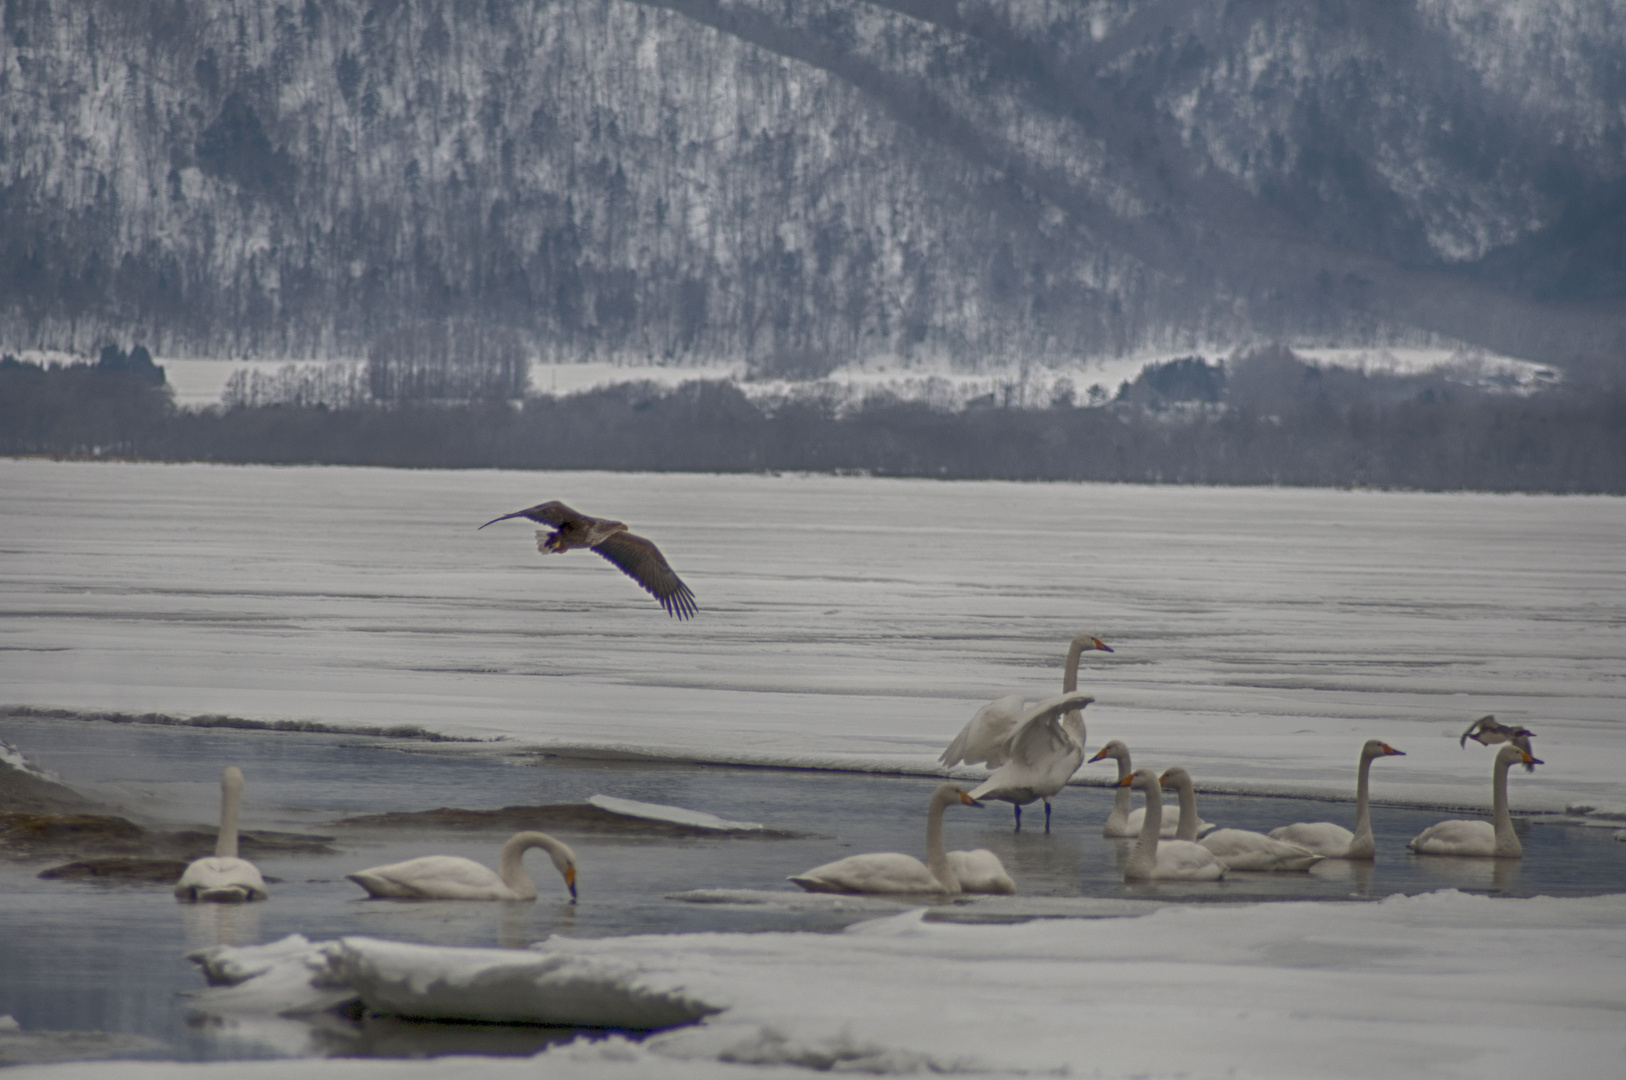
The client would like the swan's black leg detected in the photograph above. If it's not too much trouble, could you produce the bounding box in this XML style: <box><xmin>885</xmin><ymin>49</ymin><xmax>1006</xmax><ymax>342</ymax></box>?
<box><xmin>1044</xmin><ymin>799</ymin><xmax>1052</xmax><ymax>833</ymax></box>
<box><xmin>1013</xmin><ymin>802</ymin><xmax>1022</xmax><ymax>832</ymax></box>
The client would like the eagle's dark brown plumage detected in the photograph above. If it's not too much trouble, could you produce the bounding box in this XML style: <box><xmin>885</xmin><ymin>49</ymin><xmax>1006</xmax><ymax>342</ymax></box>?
<box><xmin>479</xmin><ymin>501</ymin><xmax>697</xmax><ymax>619</ymax></box>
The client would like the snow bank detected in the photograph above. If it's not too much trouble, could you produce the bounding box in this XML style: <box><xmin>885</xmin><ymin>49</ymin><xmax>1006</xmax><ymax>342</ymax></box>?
<box><xmin>105</xmin><ymin>891</ymin><xmax>1622</xmax><ymax>1080</ymax></box>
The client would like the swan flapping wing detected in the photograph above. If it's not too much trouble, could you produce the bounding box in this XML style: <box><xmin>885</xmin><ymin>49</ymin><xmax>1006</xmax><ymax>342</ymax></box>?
<box><xmin>939</xmin><ymin>695</ymin><xmax>1025</xmax><ymax>767</ymax></box>
<box><xmin>1005</xmin><ymin>692</ymin><xmax>1093</xmax><ymax>768</ymax></box>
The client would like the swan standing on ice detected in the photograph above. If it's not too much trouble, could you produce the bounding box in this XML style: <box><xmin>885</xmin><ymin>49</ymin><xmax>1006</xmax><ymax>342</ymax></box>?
<box><xmin>347</xmin><ymin>832</ymin><xmax>578</xmax><ymax>901</ymax></box>
<box><xmin>790</xmin><ymin>783</ymin><xmax>1013</xmax><ymax>894</ymax></box>
<box><xmin>939</xmin><ymin>634</ymin><xmax>1113</xmax><ymax>773</ymax></box>
<box><xmin>1090</xmin><ymin>740</ymin><xmax>1213</xmax><ymax>839</ymax></box>
<box><xmin>966</xmin><ymin>692</ymin><xmax>1096</xmax><ymax>833</ymax></box>
<box><xmin>1268</xmin><ymin>740</ymin><xmax>1405</xmax><ymax>859</ymax></box>
<box><xmin>1157</xmin><ymin>768</ymin><xmax>1322</xmax><ymax>871</ymax></box>
<box><xmin>1409</xmin><ymin>744</ymin><xmax>1542</xmax><ymax>857</ymax></box>
<box><xmin>174</xmin><ymin>767</ymin><xmax>269</xmax><ymax>903</ymax></box>
<box><xmin>1118</xmin><ymin>769</ymin><xmax>1226</xmax><ymax>881</ymax></box>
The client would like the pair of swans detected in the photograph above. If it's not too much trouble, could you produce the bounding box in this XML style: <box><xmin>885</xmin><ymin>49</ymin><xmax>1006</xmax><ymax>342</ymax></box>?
<box><xmin>1091</xmin><ymin>740</ymin><xmax>1214</xmax><ymax>839</ymax></box>
<box><xmin>1116</xmin><ymin>770</ymin><xmax>1226</xmax><ymax>880</ymax></box>
<box><xmin>1408</xmin><ymin>743</ymin><xmax>1541</xmax><ymax>857</ymax></box>
<box><xmin>1154</xmin><ymin>768</ymin><xmax>1323</xmax><ymax>871</ymax></box>
<box><xmin>175</xmin><ymin>767</ymin><xmax>269</xmax><ymax>903</ymax></box>
<box><xmin>789</xmin><ymin>782</ymin><xmax>1017</xmax><ymax>895</ymax></box>
<box><xmin>939</xmin><ymin>633</ymin><xmax>1114</xmax><ymax>831</ymax></box>
<box><xmin>348</xmin><ymin>832</ymin><xmax>579</xmax><ymax>901</ymax></box>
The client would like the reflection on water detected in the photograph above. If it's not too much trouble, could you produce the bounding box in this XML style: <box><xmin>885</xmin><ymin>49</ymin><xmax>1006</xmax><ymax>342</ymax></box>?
<box><xmin>1306</xmin><ymin>858</ymin><xmax>1376</xmax><ymax>896</ymax></box>
<box><xmin>179</xmin><ymin>901</ymin><xmax>264</xmax><ymax>950</ymax></box>
<box><xmin>310</xmin><ymin>1008</ymin><xmax>608</xmax><ymax>1060</ymax></box>
<box><xmin>1408</xmin><ymin>854</ymin><xmax>1522</xmax><ymax>894</ymax></box>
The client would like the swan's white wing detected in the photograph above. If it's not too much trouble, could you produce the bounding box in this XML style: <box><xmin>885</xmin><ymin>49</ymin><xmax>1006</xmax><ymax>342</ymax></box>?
<box><xmin>347</xmin><ymin>855</ymin><xmax>509</xmax><ymax>900</ymax></box>
<box><xmin>1408</xmin><ymin>820</ymin><xmax>1496</xmax><ymax>856</ymax></box>
<box><xmin>1124</xmin><ymin>807</ymin><xmax>1214</xmax><ymax>839</ymax></box>
<box><xmin>1200</xmin><ymin>829</ymin><xmax>1322</xmax><ymax>871</ymax></box>
<box><xmin>939</xmin><ymin>695</ymin><xmax>1024</xmax><ymax>767</ymax></box>
<box><xmin>1151</xmin><ymin>840</ymin><xmax>1227</xmax><ymax>880</ymax></box>
<box><xmin>1005</xmin><ymin>692</ymin><xmax>1093</xmax><ymax>768</ymax></box>
<box><xmin>175</xmin><ymin>856</ymin><xmax>268</xmax><ymax>902</ymax></box>
<box><xmin>1268</xmin><ymin>822</ymin><xmax>1355</xmax><ymax>857</ymax></box>
<box><xmin>788</xmin><ymin>853</ymin><xmax>943</xmax><ymax>894</ymax></box>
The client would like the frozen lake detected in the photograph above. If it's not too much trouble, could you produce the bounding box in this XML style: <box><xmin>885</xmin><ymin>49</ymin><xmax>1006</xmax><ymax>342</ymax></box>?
<box><xmin>3</xmin><ymin>459</ymin><xmax>1625</xmax><ymax>1077</ymax></box>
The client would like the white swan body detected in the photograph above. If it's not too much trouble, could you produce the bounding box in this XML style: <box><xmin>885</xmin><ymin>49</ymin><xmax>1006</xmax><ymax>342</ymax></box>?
<box><xmin>946</xmin><ymin>848</ymin><xmax>1018</xmax><ymax>894</ymax></box>
<box><xmin>1409</xmin><ymin>744</ymin><xmax>1540</xmax><ymax>857</ymax></box>
<box><xmin>1157</xmin><ymin>767</ymin><xmax>1322</xmax><ymax>871</ymax></box>
<box><xmin>1090</xmin><ymin>740</ymin><xmax>1213</xmax><ymax>838</ymax></box>
<box><xmin>941</xmin><ymin>634</ymin><xmax>1112</xmax><ymax>831</ymax></box>
<box><xmin>175</xmin><ymin>767</ymin><xmax>268</xmax><ymax>903</ymax></box>
<box><xmin>968</xmin><ymin>691</ymin><xmax>1095</xmax><ymax>832</ymax></box>
<box><xmin>1119</xmin><ymin>769</ymin><xmax>1225</xmax><ymax>881</ymax></box>
<box><xmin>1269</xmin><ymin>740</ymin><xmax>1405</xmax><ymax>859</ymax></box>
<box><xmin>791</xmin><ymin>784</ymin><xmax>988</xmax><ymax>895</ymax></box>
<box><xmin>348</xmin><ymin>831</ymin><xmax>578</xmax><ymax>901</ymax></box>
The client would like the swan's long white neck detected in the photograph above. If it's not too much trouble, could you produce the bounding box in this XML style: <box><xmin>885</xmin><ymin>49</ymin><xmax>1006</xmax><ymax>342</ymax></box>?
<box><xmin>1127</xmin><ymin>775</ymin><xmax>1163</xmax><ymax>876</ymax></box>
<box><xmin>924</xmin><ymin>786</ymin><xmax>963</xmax><ymax>894</ymax></box>
<box><xmin>215</xmin><ymin>767</ymin><xmax>244</xmax><ymax>859</ymax></box>
<box><xmin>1169</xmin><ymin>775</ymin><xmax>1200</xmax><ymax>843</ymax></box>
<box><xmin>1108</xmin><ymin>750</ymin><xmax>1133</xmax><ymax>821</ymax></box>
<box><xmin>1491</xmin><ymin>751</ymin><xmax>1521</xmax><ymax>857</ymax></box>
<box><xmin>1342</xmin><ymin>747</ymin><xmax>1380</xmax><ymax>859</ymax></box>
<box><xmin>1061</xmin><ymin>637</ymin><xmax>1088</xmax><ymax>741</ymax></box>
<box><xmin>497</xmin><ymin>832</ymin><xmax>573</xmax><ymax>900</ymax></box>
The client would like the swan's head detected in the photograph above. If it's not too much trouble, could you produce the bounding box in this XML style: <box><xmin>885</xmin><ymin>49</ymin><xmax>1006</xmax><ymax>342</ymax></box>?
<box><xmin>1089</xmin><ymin>739</ymin><xmax>1129</xmax><ymax>764</ymax></box>
<box><xmin>1071</xmin><ymin>633</ymin><xmax>1114</xmax><ymax>654</ymax></box>
<box><xmin>1362</xmin><ymin>739</ymin><xmax>1405</xmax><ymax>759</ymax></box>
<box><xmin>1157</xmin><ymin>766</ymin><xmax>1192</xmax><ymax>791</ymax></box>
<box><xmin>543</xmin><ymin>841</ymin><xmax>579</xmax><ymax>903</ymax></box>
<box><xmin>1120</xmin><ymin>768</ymin><xmax>1159</xmax><ymax>790</ymax></box>
<box><xmin>1497</xmin><ymin>743</ymin><xmax>1542</xmax><ymax>770</ymax></box>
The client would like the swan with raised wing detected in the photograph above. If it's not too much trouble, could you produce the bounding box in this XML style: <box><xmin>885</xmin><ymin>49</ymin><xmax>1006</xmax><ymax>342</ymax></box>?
<box><xmin>1158</xmin><ymin>767</ymin><xmax>1322</xmax><ymax>871</ymax></box>
<box><xmin>1268</xmin><ymin>740</ymin><xmax>1405</xmax><ymax>859</ymax></box>
<box><xmin>1090</xmin><ymin>740</ymin><xmax>1214</xmax><ymax>838</ymax></box>
<box><xmin>348</xmin><ymin>832</ymin><xmax>578</xmax><ymax>901</ymax></box>
<box><xmin>791</xmin><ymin>783</ymin><xmax>1010</xmax><ymax>894</ymax></box>
<box><xmin>174</xmin><ymin>767</ymin><xmax>268</xmax><ymax>903</ymax></box>
<box><xmin>1409</xmin><ymin>744</ymin><xmax>1541</xmax><ymax>857</ymax></box>
<box><xmin>1119</xmin><ymin>769</ymin><xmax>1226</xmax><ymax>881</ymax></box>
<box><xmin>940</xmin><ymin>635</ymin><xmax>1113</xmax><ymax>825</ymax></box>
<box><xmin>967</xmin><ymin>691</ymin><xmax>1096</xmax><ymax>832</ymax></box>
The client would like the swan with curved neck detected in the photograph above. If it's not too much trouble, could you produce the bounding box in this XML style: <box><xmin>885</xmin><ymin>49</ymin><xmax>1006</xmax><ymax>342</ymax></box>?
<box><xmin>940</xmin><ymin>633</ymin><xmax>1113</xmax><ymax>831</ymax></box>
<box><xmin>1090</xmin><ymin>740</ymin><xmax>1212</xmax><ymax>838</ymax></box>
<box><xmin>967</xmin><ymin>691</ymin><xmax>1095</xmax><ymax>833</ymax></box>
<box><xmin>1158</xmin><ymin>768</ymin><xmax>1322</xmax><ymax>871</ymax></box>
<box><xmin>348</xmin><ymin>831</ymin><xmax>578</xmax><ymax>901</ymax></box>
<box><xmin>1118</xmin><ymin>769</ymin><xmax>1225</xmax><ymax>881</ymax></box>
<box><xmin>1409</xmin><ymin>744</ymin><xmax>1541</xmax><ymax>857</ymax></box>
<box><xmin>790</xmin><ymin>783</ymin><xmax>993</xmax><ymax>894</ymax></box>
<box><xmin>1268</xmin><ymin>740</ymin><xmax>1405</xmax><ymax>859</ymax></box>
<box><xmin>174</xmin><ymin>767</ymin><xmax>269</xmax><ymax>903</ymax></box>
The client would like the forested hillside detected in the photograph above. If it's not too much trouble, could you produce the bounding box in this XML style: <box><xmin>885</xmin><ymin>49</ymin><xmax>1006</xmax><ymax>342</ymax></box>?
<box><xmin>2</xmin><ymin>0</ymin><xmax>1624</xmax><ymax>371</ymax></box>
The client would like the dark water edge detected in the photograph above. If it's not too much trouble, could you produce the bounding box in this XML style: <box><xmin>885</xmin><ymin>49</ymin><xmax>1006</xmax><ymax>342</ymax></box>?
<box><xmin>2</xmin><ymin>715</ymin><xmax>1623</xmax><ymax>1064</ymax></box>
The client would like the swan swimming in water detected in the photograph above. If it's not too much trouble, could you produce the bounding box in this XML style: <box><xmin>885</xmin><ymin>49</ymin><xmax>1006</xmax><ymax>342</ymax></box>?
<box><xmin>174</xmin><ymin>767</ymin><xmax>268</xmax><ymax>903</ymax></box>
<box><xmin>1119</xmin><ymin>769</ymin><xmax>1226</xmax><ymax>881</ymax></box>
<box><xmin>1409</xmin><ymin>744</ymin><xmax>1541</xmax><ymax>858</ymax></box>
<box><xmin>966</xmin><ymin>692</ymin><xmax>1096</xmax><ymax>833</ymax></box>
<box><xmin>1090</xmin><ymin>740</ymin><xmax>1214</xmax><ymax>839</ymax></box>
<box><xmin>1268</xmin><ymin>739</ymin><xmax>1405</xmax><ymax>859</ymax></box>
<box><xmin>1157</xmin><ymin>768</ymin><xmax>1322</xmax><ymax>871</ymax></box>
<box><xmin>347</xmin><ymin>831</ymin><xmax>578</xmax><ymax>901</ymax></box>
<box><xmin>790</xmin><ymin>783</ymin><xmax>1013</xmax><ymax>894</ymax></box>
<box><xmin>940</xmin><ymin>634</ymin><xmax>1113</xmax><ymax>830</ymax></box>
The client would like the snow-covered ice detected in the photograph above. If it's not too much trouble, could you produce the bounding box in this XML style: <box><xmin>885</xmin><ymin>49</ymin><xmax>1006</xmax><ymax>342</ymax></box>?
<box><xmin>3</xmin><ymin>458</ymin><xmax>1622</xmax><ymax>816</ymax></box>
<box><xmin>587</xmin><ymin>794</ymin><xmax>763</xmax><ymax>831</ymax></box>
<box><xmin>11</xmin><ymin>890</ymin><xmax>1625</xmax><ymax>1079</ymax></box>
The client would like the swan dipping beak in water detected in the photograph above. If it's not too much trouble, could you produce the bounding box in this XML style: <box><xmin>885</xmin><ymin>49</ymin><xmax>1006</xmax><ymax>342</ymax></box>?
<box><xmin>348</xmin><ymin>831</ymin><xmax>579</xmax><ymax>902</ymax></box>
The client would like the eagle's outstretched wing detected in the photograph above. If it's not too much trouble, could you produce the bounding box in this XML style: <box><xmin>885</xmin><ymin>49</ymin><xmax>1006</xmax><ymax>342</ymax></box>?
<box><xmin>478</xmin><ymin>500</ymin><xmax>580</xmax><ymax>530</ymax></box>
<box><xmin>592</xmin><ymin>531</ymin><xmax>698</xmax><ymax>620</ymax></box>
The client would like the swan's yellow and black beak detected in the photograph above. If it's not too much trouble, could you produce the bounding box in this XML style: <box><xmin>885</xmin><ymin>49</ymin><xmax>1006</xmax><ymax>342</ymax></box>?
<box><xmin>1092</xmin><ymin>638</ymin><xmax>1114</xmax><ymax>653</ymax></box>
<box><xmin>1117</xmin><ymin>774</ymin><xmax>1134</xmax><ymax>788</ymax></box>
<box><xmin>1381</xmin><ymin>744</ymin><xmax>1406</xmax><ymax>756</ymax></box>
<box><xmin>565</xmin><ymin>864</ymin><xmax>578</xmax><ymax>903</ymax></box>
<box><xmin>1156</xmin><ymin>770</ymin><xmax>1173</xmax><ymax>787</ymax></box>
<box><xmin>1520</xmin><ymin>750</ymin><xmax>1543</xmax><ymax>767</ymax></box>
<box><xmin>1088</xmin><ymin>746</ymin><xmax>1112</xmax><ymax>763</ymax></box>
<box><xmin>958</xmin><ymin>790</ymin><xmax>984</xmax><ymax>807</ymax></box>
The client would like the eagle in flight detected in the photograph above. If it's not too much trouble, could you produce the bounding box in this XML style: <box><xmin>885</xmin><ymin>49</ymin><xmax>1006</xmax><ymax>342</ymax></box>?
<box><xmin>480</xmin><ymin>501</ymin><xmax>697</xmax><ymax>619</ymax></box>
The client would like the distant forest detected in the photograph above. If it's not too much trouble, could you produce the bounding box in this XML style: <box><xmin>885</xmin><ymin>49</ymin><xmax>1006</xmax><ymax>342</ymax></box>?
<box><xmin>4</xmin><ymin>347</ymin><xmax>1624</xmax><ymax>494</ymax></box>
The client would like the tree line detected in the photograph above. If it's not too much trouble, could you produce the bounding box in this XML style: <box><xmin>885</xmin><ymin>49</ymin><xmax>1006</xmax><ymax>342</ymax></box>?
<box><xmin>3</xmin><ymin>350</ymin><xmax>1623</xmax><ymax>493</ymax></box>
